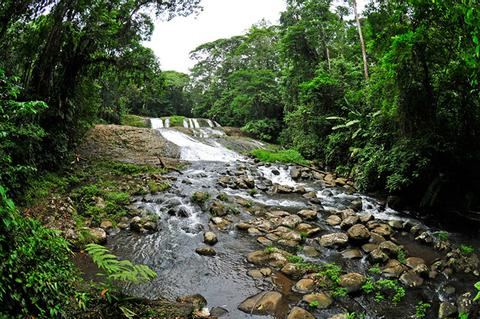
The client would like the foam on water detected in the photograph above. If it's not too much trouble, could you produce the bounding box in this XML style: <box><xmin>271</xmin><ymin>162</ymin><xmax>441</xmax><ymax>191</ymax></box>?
<box><xmin>258</xmin><ymin>165</ymin><xmax>298</xmax><ymax>187</ymax></box>
<box><xmin>150</xmin><ymin>118</ymin><xmax>164</xmax><ymax>129</ymax></box>
<box><xmin>158</xmin><ymin>129</ymin><xmax>242</xmax><ymax>162</ymax></box>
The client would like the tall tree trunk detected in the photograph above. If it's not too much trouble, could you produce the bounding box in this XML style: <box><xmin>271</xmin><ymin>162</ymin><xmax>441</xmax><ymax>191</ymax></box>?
<box><xmin>351</xmin><ymin>0</ymin><xmax>369</xmax><ymax>80</ymax></box>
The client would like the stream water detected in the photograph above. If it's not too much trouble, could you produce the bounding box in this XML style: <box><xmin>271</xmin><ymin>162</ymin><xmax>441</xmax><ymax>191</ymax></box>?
<box><xmin>108</xmin><ymin>119</ymin><xmax>480</xmax><ymax>319</ymax></box>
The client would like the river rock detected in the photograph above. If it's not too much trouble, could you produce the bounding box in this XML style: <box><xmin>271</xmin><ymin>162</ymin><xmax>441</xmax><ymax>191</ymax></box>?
<box><xmin>361</xmin><ymin>243</ymin><xmax>378</xmax><ymax>253</ymax></box>
<box><xmin>142</xmin><ymin>221</ymin><xmax>157</xmax><ymax>232</ymax></box>
<box><xmin>195</xmin><ymin>246</ymin><xmax>216</xmax><ymax>256</ymax></box>
<box><xmin>281</xmin><ymin>214</ymin><xmax>303</xmax><ymax>228</ymax></box>
<box><xmin>302</xmin><ymin>246</ymin><xmax>320</xmax><ymax>257</ymax></box>
<box><xmin>405</xmin><ymin>257</ymin><xmax>426</xmax><ymax>268</ymax></box>
<box><xmin>303</xmin><ymin>191</ymin><xmax>317</xmax><ymax>199</ymax></box>
<box><xmin>210</xmin><ymin>307</ymin><xmax>229</xmax><ymax>317</ymax></box>
<box><xmin>100</xmin><ymin>220</ymin><xmax>113</xmax><ymax>230</ymax></box>
<box><xmin>341</xmin><ymin>248</ymin><xmax>362</xmax><ymax>259</ymax></box>
<box><xmin>293</xmin><ymin>278</ymin><xmax>315</xmax><ymax>293</ymax></box>
<box><xmin>369</xmin><ymin>248</ymin><xmax>389</xmax><ymax>263</ymax></box>
<box><xmin>238</xmin><ymin>291</ymin><xmax>283</xmax><ymax>315</ymax></box>
<box><xmin>347</xmin><ymin>224</ymin><xmax>371</xmax><ymax>243</ymax></box>
<box><xmin>211</xmin><ymin>217</ymin><xmax>230</xmax><ymax>229</ymax></box>
<box><xmin>85</xmin><ymin>227</ymin><xmax>107</xmax><ymax>244</ymax></box>
<box><xmin>257</xmin><ymin>236</ymin><xmax>273</xmax><ymax>246</ymax></box>
<box><xmin>236</xmin><ymin>222</ymin><xmax>251</xmax><ymax>231</ymax></box>
<box><xmin>297</xmin><ymin>209</ymin><xmax>318</xmax><ymax>221</ymax></box>
<box><xmin>287</xmin><ymin>307</ymin><xmax>315</xmax><ymax>319</ymax></box>
<box><xmin>382</xmin><ymin>259</ymin><xmax>406</xmax><ymax>278</ymax></box>
<box><xmin>302</xmin><ymin>292</ymin><xmax>333</xmax><ymax>309</ymax></box>
<box><xmin>248</xmin><ymin>227</ymin><xmax>262</xmax><ymax>236</ymax></box>
<box><xmin>438</xmin><ymin>302</ymin><xmax>457</xmax><ymax>318</ymax></box>
<box><xmin>359</xmin><ymin>213</ymin><xmax>374</xmax><ymax>223</ymax></box>
<box><xmin>192</xmin><ymin>191</ymin><xmax>210</xmax><ymax>203</ymax></box>
<box><xmin>399</xmin><ymin>270</ymin><xmax>423</xmax><ymax>287</ymax></box>
<box><xmin>319</xmin><ymin>233</ymin><xmax>348</xmax><ymax>248</ymax></box>
<box><xmin>371</xmin><ymin>224</ymin><xmax>393</xmax><ymax>237</ymax></box>
<box><xmin>177</xmin><ymin>294</ymin><xmax>207</xmax><ymax>310</ymax></box>
<box><xmin>291</xmin><ymin>167</ymin><xmax>301</xmax><ymax>179</ymax></box>
<box><xmin>349</xmin><ymin>199</ymin><xmax>363</xmax><ymax>212</ymax></box>
<box><xmin>260</xmin><ymin>267</ymin><xmax>272</xmax><ymax>276</ymax></box>
<box><xmin>326</xmin><ymin>215</ymin><xmax>342</xmax><ymax>226</ymax></box>
<box><xmin>203</xmin><ymin>231</ymin><xmax>218</xmax><ymax>245</ymax></box>
<box><xmin>296</xmin><ymin>223</ymin><xmax>321</xmax><ymax>237</ymax></box>
<box><xmin>247</xmin><ymin>269</ymin><xmax>264</xmax><ymax>279</ymax></box>
<box><xmin>378</xmin><ymin>241</ymin><xmax>401</xmax><ymax>256</ymax></box>
<box><xmin>340</xmin><ymin>215</ymin><xmax>359</xmax><ymax>230</ymax></box>
<box><xmin>273</xmin><ymin>184</ymin><xmax>294</xmax><ymax>194</ymax></box>
<box><xmin>247</xmin><ymin>250</ymin><xmax>270</xmax><ymax>265</ymax></box>
<box><xmin>281</xmin><ymin>263</ymin><xmax>307</xmax><ymax>279</ymax></box>
<box><xmin>210</xmin><ymin>200</ymin><xmax>226</xmax><ymax>216</ymax></box>
<box><xmin>339</xmin><ymin>273</ymin><xmax>366</xmax><ymax>293</ymax></box>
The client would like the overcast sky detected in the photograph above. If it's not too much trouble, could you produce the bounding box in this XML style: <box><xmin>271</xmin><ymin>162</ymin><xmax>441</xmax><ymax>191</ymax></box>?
<box><xmin>146</xmin><ymin>0</ymin><xmax>367</xmax><ymax>73</ymax></box>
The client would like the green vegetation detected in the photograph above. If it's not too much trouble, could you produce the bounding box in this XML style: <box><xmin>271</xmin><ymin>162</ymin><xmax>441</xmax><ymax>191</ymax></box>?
<box><xmin>460</xmin><ymin>245</ymin><xmax>475</xmax><ymax>255</ymax></box>
<box><xmin>250</xmin><ymin>149</ymin><xmax>309</xmax><ymax>165</ymax></box>
<box><xmin>368</xmin><ymin>264</ymin><xmax>382</xmax><ymax>275</ymax></box>
<box><xmin>86</xmin><ymin>244</ymin><xmax>156</xmax><ymax>285</ymax></box>
<box><xmin>121</xmin><ymin>115</ymin><xmax>150</xmax><ymax>128</ymax></box>
<box><xmin>0</xmin><ymin>186</ymin><xmax>76</xmax><ymax>318</ymax></box>
<box><xmin>287</xmin><ymin>255</ymin><xmax>304</xmax><ymax>264</ymax></box>
<box><xmin>332</xmin><ymin>287</ymin><xmax>348</xmax><ymax>298</ymax></box>
<box><xmin>415</xmin><ymin>301</ymin><xmax>431</xmax><ymax>319</ymax></box>
<box><xmin>189</xmin><ymin>0</ymin><xmax>480</xmax><ymax>214</ymax></box>
<box><xmin>433</xmin><ymin>231</ymin><xmax>450</xmax><ymax>241</ymax></box>
<box><xmin>362</xmin><ymin>278</ymin><xmax>406</xmax><ymax>304</ymax></box>
<box><xmin>473</xmin><ymin>282</ymin><xmax>480</xmax><ymax>302</ymax></box>
<box><xmin>308</xmin><ymin>300</ymin><xmax>320</xmax><ymax>308</ymax></box>
<box><xmin>167</xmin><ymin>115</ymin><xmax>186</xmax><ymax>127</ymax></box>
<box><xmin>397</xmin><ymin>249</ymin><xmax>407</xmax><ymax>264</ymax></box>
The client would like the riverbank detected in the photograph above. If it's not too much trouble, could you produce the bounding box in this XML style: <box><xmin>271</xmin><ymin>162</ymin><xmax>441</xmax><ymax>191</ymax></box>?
<box><xmin>22</xmin><ymin>119</ymin><xmax>480</xmax><ymax>318</ymax></box>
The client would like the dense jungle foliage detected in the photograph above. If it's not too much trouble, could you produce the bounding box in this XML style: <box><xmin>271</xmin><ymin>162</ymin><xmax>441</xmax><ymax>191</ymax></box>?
<box><xmin>188</xmin><ymin>0</ymin><xmax>480</xmax><ymax>215</ymax></box>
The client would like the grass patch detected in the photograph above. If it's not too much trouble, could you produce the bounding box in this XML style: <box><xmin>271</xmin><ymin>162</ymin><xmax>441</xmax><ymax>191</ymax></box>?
<box><xmin>166</xmin><ymin>115</ymin><xmax>185</xmax><ymax>127</ymax></box>
<box><xmin>121</xmin><ymin>114</ymin><xmax>149</xmax><ymax>128</ymax></box>
<box><xmin>250</xmin><ymin>148</ymin><xmax>309</xmax><ymax>165</ymax></box>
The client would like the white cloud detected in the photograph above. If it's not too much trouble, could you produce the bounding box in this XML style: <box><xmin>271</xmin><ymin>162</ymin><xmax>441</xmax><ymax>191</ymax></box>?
<box><xmin>146</xmin><ymin>0</ymin><xmax>368</xmax><ymax>73</ymax></box>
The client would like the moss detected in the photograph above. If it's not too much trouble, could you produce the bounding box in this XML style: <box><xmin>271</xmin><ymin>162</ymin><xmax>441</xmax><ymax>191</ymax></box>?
<box><xmin>191</xmin><ymin>191</ymin><xmax>210</xmax><ymax>204</ymax></box>
<box><xmin>121</xmin><ymin>114</ymin><xmax>150</xmax><ymax>128</ymax></box>
<box><xmin>250</xmin><ymin>148</ymin><xmax>309</xmax><ymax>165</ymax></box>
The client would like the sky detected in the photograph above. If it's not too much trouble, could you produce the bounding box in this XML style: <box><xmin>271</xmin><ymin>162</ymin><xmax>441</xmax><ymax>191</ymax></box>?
<box><xmin>146</xmin><ymin>0</ymin><xmax>367</xmax><ymax>73</ymax></box>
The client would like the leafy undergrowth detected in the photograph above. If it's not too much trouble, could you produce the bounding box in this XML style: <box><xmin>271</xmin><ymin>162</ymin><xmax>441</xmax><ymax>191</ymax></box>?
<box><xmin>166</xmin><ymin>115</ymin><xmax>185</xmax><ymax>127</ymax></box>
<box><xmin>121</xmin><ymin>114</ymin><xmax>150</xmax><ymax>128</ymax></box>
<box><xmin>21</xmin><ymin>160</ymin><xmax>171</xmax><ymax>245</ymax></box>
<box><xmin>250</xmin><ymin>148</ymin><xmax>310</xmax><ymax>165</ymax></box>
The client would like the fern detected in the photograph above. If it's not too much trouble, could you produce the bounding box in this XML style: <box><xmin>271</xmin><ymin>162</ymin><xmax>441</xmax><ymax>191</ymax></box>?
<box><xmin>85</xmin><ymin>244</ymin><xmax>157</xmax><ymax>284</ymax></box>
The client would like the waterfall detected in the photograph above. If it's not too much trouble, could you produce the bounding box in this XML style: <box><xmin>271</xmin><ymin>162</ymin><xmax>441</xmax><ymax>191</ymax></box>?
<box><xmin>183</xmin><ymin>119</ymin><xmax>189</xmax><ymax>128</ymax></box>
<box><xmin>165</xmin><ymin>118</ymin><xmax>170</xmax><ymax>128</ymax></box>
<box><xmin>193</xmin><ymin>119</ymin><xmax>200</xmax><ymax>128</ymax></box>
<box><xmin>150</xmin><ymin>118</ymin><xmax>164</xmax><ymax>129</ymax></box>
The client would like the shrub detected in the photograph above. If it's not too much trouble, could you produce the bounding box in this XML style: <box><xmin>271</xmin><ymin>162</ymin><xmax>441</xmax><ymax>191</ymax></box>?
<box><xmin>121</xmin><ymin>115</ymin><xmax>149</xmax><ymax>128</ymax></box>
<box><xmin>250</xmin><ymin>148</ymin><xmax>309</xmax><ymax>165</ymax></box>
<box><xmin>0</xmin><ymin>186</ymin><xmax>76</xmax><ymax>318</ymax></box>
